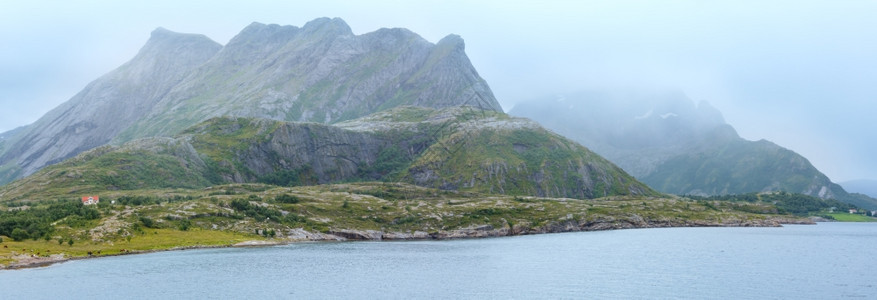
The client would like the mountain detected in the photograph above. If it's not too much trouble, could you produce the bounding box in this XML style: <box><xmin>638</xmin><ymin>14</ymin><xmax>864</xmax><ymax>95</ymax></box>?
<box><xmin>0</xmin><ymin>126</ymin><xmax>24</xmax><ymax>141</ymax></box>
<box><xmin>840</xmin><ymin>179</ymin><xmax>877</xmax><ymax>199</ymax></box>
<box><xmin>509</xmin><ymin>90</ymin><xmax>877</xmax><ymax>209</ymax></box>
<box><xmin>0</xmin><ymin>18</ymin><xmax>501</xmax><ymax>185</ymax></box>
<box><xmin>115</xmin><ymin>18</ymin><xmax>500</xmax><ymax>142</ymax></box>
<box><xmin>0</xmin><ymin>28</ymin><xmax>222</xmax><ymax>183</ymax></box>
<box><xmin>0</xmin><ymin>126</ymin><xmax>24</xmax><ymax>164</ymax></box>
<box><xmin>0</xmin><ymin>107</ymin><xmax>655</xmax><ymax>201</ymax></box>
<box><xmin>510</xmin><ymin>90</ymin><xmax>728</xmax><ymax>178</ymax></box>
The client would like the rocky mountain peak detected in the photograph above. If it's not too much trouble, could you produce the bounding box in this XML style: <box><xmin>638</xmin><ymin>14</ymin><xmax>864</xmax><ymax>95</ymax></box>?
<box><xmin>301</xmin><ymin>17</ymin><xmax>353</xmax><ymax>37</ymax></box>
<box><xmin>437</xmin><ymin>34</ymin><xmax>465</xmax><ymax>50</ymax></box>
<box><xmin>230</xmin><ymin>22</ymin><xmax>300</xmax><ymax>45</ymax></box>
<box><xmin>0</xmin><ymin>18</ymin><xmax>502</xmax><ymax>184</ymax></box>
<box><xmin>150</xmin><ymin>26</ymin><xmax>173</xmax><ymax>36</ymax></box>
<box><xmin>228</xmin><ymin>18</ymin><xmax>353</xmax><ymax>48</ymax></box>
<box><xmin>141</xmin><ymin>27</ymin><xmax>221</xmax><ymax>54</ymax></box>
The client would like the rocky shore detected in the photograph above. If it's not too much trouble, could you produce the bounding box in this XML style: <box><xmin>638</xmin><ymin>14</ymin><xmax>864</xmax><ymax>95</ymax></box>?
<box><xmin>329</xmin><ymin>214</ymin><xmax>814</xmax><ymax>241</ymax></box>
<box><xmin>1</xmin><ymin>214</ymin><xmax>812</xmax><ymax>270</ymax></box>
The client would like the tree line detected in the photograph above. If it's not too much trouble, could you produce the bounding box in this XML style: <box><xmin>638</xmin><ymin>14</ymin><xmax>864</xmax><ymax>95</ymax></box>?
<box><xmin>0</xmin><ymin>200</ymin><xmax>101</xmax><ymax>241</ymax></box>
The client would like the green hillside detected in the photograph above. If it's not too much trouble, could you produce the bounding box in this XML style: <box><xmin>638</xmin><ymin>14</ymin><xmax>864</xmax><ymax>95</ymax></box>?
<box><xmin>642</xmin><ymin>139</ymin><xmax>877</xmax><ymax>210</ymax></box>
<box><xmin>0</xmin><ymin>107</ymin><xmax>656</xmax><ymax>202</ymax></box>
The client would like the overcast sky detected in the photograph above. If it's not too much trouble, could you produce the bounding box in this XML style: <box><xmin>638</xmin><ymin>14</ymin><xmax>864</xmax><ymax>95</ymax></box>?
<box><xmin>1</xmin><ymin>0</ymin><xmax>875</xmax><ymax>182</ymax></box>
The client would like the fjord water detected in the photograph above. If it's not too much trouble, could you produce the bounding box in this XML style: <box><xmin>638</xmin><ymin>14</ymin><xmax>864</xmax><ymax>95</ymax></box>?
<box><xmin>2</xmin><ymin>223</ymin><xmax>875</xmax><ymax>299</ymax></box>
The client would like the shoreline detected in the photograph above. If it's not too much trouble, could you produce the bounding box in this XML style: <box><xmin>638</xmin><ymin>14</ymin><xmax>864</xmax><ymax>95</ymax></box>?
<box><xmin>0</xmin><ymin>215</ymin><xmax>814</xmax><ymax>271</ymax></box>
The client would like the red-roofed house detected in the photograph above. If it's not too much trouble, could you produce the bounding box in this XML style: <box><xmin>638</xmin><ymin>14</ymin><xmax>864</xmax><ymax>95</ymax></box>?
<box><xmin>81</xmin><ymin>196</ymin><xmax>100</xmax><ymax>205</ymax></box>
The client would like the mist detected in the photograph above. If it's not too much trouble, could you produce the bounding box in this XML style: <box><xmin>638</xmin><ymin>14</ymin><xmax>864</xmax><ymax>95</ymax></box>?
<box><xmin>1</xmin><ymin>0</ymin><xmax>875</xmax><ymax>182</ymax></box>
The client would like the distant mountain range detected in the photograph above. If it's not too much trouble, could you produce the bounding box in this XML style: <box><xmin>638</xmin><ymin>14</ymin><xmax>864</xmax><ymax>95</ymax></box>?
<box><xmin>510</xmin><ymin>90</ymin><xmax>877</xmax><ymax>210</ymax></box>
<box><xmin>840</xmin><ymin>179</ymin><xmax>877</xmax><ymax>199</ymax></box>
<box><xmin>0</xmin><ymin>18</ymin><xmax>651</xmax><ymax>201</ymax></box>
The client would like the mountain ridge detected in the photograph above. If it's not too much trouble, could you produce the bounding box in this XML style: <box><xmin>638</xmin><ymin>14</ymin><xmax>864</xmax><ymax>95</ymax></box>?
<box><xmin>0</xmin><ymin>18</ymin><xmax>501</xmax><ymax>184</ymax></box>
<box><xmin>116</xmin><ymin>17</ymin><xmax>501</xmax><ymax>143</ymax></box>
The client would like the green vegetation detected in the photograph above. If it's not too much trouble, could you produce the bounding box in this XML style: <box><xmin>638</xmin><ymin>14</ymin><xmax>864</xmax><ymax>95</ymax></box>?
<box><xmin>0</xmin><ymin>200</ymin><xmax>101</xmax><ymax>241</ymax></box>
<box><xmin>257</xmin><ymin>167</ymin><xmax>317</xmax><ymax>187</ymax></box>
<box><xmin>840</xmin><ymin>193</ymin><xmax>877</xmax><ymax>211</ymax></box>
<box><xmin>0</xmin><ymin>181</ymin><xmax>819</xmax><ymax>268</ymax></box>
<box><xmin>642</xmin><ymin>139</ymin><xmax>877</xmax><ymax>210</ymax></box>
<box><xmin>274</xmin><ymin>194</ymin><xmax>301</xmax><ymax>204</ymax></box>
<box><xmin>824</xmin><ymin>213</ymin><xmax>877</xmax><ymax>222</ymax></box>
<box><xmin>0</xmin><ymin>228</ymin><xmax>255</xmax><ymax>264</ymax></box>
<box><xmin>358</xmin><ymin>144</ymin><xmax>413</xmax><ymax>180</ymax></box>
<box><xmin>686</xmin><ymin>192</ymin><xmax>855</xmax><ymax>216</ymax></box>
<box><xmin>405</xmin><ymin>118</ymin><xmax>655</xmax><ymax>198</ymax></box>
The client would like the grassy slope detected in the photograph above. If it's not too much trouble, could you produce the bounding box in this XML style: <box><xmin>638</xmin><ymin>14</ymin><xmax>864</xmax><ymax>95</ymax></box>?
<box><xmin>640</xmin><ymin>138</ymin><xmax>877</xmax><ymax>210</ymax></box>
<box><xmin>642</xmin><ymin>138</ymin><xmax>877</xmax><ymax>210</ymax></box>
<box><xmin>0</xmin><ymin>141</ymin><xmax>213</xmax><ymax>200</ymax></box>
<box><xmin>346</xmin><ymin>106</ymin><xmax>656</xmax><ymax>198</ymax></box>
<box><xmin>643</xmin><ymin>140</ymin><xmax>819</xmax><ymax>195</ymax></box>
<box><xmin>407</xmin><ymin>122</ymin><xmax>654</xmax><ymax>198</ymax></box>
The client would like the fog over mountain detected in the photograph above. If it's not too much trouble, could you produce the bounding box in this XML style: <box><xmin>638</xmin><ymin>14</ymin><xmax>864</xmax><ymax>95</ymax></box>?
<box><xmin>511</xmin><ymin>90</ymin><xmax>728</xmax><ymax>178</ymax></box>
<box><xmin>510</xmin><ymin>90</ymin><xmax>877</xmax><ymax>210</ymax></box>
<box><xmin>840</xmin><ymin>180</ymin><xmax>877</xmax><ymax>199</ymax></box>
<box><xmin>2</xmin><ymin>1</ymin><xmax>876</xmax><ymax>183</ymax></box>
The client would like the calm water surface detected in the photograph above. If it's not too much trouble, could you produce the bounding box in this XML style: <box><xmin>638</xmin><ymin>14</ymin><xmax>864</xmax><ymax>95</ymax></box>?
<box><xmin>1</xmin><ymin>222</ymin><xmax>875</xmax><ymax>299</ymax></box>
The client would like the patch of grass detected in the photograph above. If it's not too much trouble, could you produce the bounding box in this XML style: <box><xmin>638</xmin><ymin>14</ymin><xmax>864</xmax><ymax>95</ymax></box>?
<box><xmin>0</xmin><ymin>228</ymin><xmax>258</xmax><ymax>267</ymax></box>
<box><xmin>825</xmin><ymin>213</ymin><xmax>877</xmax><ymax>222</ymax></box>
<box><xmin>122</xmin><ymin>228</ymin><xmax>257</xmax><ymax>251</ymax></box>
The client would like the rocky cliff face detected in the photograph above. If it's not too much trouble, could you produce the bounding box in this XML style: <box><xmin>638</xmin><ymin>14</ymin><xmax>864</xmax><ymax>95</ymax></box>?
<box><xmin>510</xmin><ymin>90</ymin><xmax>872</xmax><ymax>206</ymax></box>
<box><xmin>183</xmin><ymin>117</ymin><xmax>396</xmax><ymax>185</ymax></box>
<box><xmin>0</xmin><ymin>18</ymin><xmax>501</xmax><ymax>185</ymax></box>
<box><xmin>116</xmin><ymin>18</ymin><xmax>500</xmax><ymax>142</ymax></box>
<box><xmin>1</xmin><ymin>108</ymin><xmax>656</xmax><ymax>200</ymax></box>
<box><xmin>0</xmin><ymin>28</ymin><xmax>222</xmax><ymax>182</ymax></box>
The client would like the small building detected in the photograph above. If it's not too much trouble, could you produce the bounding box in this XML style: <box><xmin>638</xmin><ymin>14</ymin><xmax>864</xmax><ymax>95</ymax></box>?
<box><xmin>81</xmin><ymin>196</ymin><xmax>100</xmax><ymax>205</ymax></box>
<box><xmin>849</xmin><ymin>208</ymin><xmax>857</xmax><ymax>214</ymax></box>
